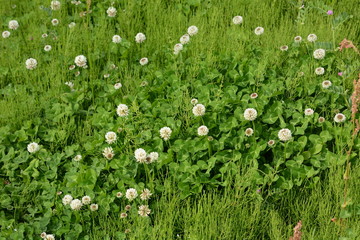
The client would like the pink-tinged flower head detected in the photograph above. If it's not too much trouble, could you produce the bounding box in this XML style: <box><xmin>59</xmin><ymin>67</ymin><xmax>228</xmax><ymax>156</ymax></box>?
<box><xmin>327</xmin><ymin>10</ymin><xmax>333</xmax><ymax>15</ymax></box>
<box><xmin>338</xmin><ymin>72</ymin><xmax>343</xmax><ymax>76</ymax></box>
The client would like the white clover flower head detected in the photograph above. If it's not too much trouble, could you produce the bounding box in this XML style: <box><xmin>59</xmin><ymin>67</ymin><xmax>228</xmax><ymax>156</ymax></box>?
<box><xmin>2</xmin><ymin>31</ymin><xmax>10</xmax><ymax>38</ymax></box>
<box><xmin>334</xmin><ymin>113</ymin><xmax>346</xmax><ymax>123</ymax></box>
<box><xmin>160</xmin><ymin>127</ymin><xmax>172</xmax><ymax>140</ymax></box>
<box><xmin>73</xmin><ymin>154</ymin><xmax>82</xmax><ymax>162</ymax></box>
<box><xmin>313</xmin><ymin>49</ymin><xmax>326</xmax><ymax>59</ymax></box>
<box><xmin>135</xmin><ymin>32</ymin><xmax>146</xmax><ymax>43</ymax></box>
<box><xmin>307</xmin><ymin>33</ymin><xmax>317</xmax><ymax>42</ymax></box>
<box><xmin>65</xmin><ymin>81</ymin><xmax>74</xmax><ymax>89</ymax></box>
<box><xmin>75</xmin><ymin>71</ymin><xmax>81</xmax><ymax>76</ymax></box>
<box><xmin>62</xmin><ymin>194</ymin><xmax>73</xmax><ymax>205</ymax></box>
<box><xmin>8</xmin><ymin>20</ymin><xmax>19</xmax><ymax>30</ymax></box>
<box><xmin>315</xmin><ymin>67</ymin><xmax>325</xmax><ymax>75</ymax></box>
<box><xmin>278</xmin><ymin>128</ymin><xmax>292</xmax><ymax>141</ymax></box>
<box><xmin>103</xmin><ymin>147</ymin><xmax>115</xmax><ymax>160</ymax></box>
<box><xmin>197</xmin><ymin>125</ymin><xmax>209</xmax><ymax>136</ymax></box>
<box><xmin>45</xmin><ymin>234</ymin><xmax>55</xmax><ymax>240</ymax></box>
<box><xmin>140</xmin><ymin>188</ymin><xmax>152</xmax><ymax>200</ymax></box>
<box><xmin>107</xmin><ymin>6</ymin><xmax>117</xmax><ymax>17</ymax></box>
<box><xmin>71</xmin><ymin>1</ymin><xmax>82</xmax><ymax>5</ymax></box>
<box><xmin>244</xmin><ymin>108</ymin><xmax>257</xmax><ymax>121</ymax></box>
<box><xmin>174</xmin><ymin>43</ymin><xmax>183</xmax><ymax>55</ymax></box>
<box><xmin>44</xmin><ymin>45</ymin><xmax>52</xmax><ymax>51</ymax></box>
<box><xmin>68</xmin><ymin>22</ymin><xmax>76</xmax><ymax>28</ymax></box>
<box><xmin>70</xmin><ymin>199</ymin><xmax>83</xmax><ymax>210</ymax></box>
<box><xmin>298</xmin><ymin>72</ymin><xmax>305</xmax><ymax>77</ymax></box>
<box><xmin>304</xmin><ymin>108</ymin><xmax>314</xmax><ymax>116</ymax></box>
<box><xmin>82</xmin><ymin>196</ymin><xmax>91</xmax><ymax>205</ymax></box>
<box><xmin>192</xmin><ymin>104</ymin><xmax>206</xmax><ymax>116</ymax></box>
<box><xmin>267</xmin><ymin>140</ymin><xmax>275</xmax><ymax>146</ymax></box>
<box><xmin>112</xmin><ymin>35</ymin><xmax>122</xmax><ymax>43</ymax></box>
<box><xmin>138</xmin><ymin>205</ymin><xmax>151</xmax><ymax>217</ymax></box>
<box><xmin>245</xmin><ymin>128</ymin><xmax>254</xmax><ymax>137</ymax></box>
<box><xmin>114</xmin><ymin>83</ymin><xmax>122</xmax><ymax>89</ymax></box>
<box><xmin>135</xmin><ymin>148</ymin><xmax>147</xmax><ymax>163</ymax></box>
<box><xmin>104</xmin><ymin>73</ymin><xmax>110</xmax><ymax>78</ymax></box>
<box><xmin>318</xmin><ymin>117</ymin><xmax>325</xmax><ymax>123</ymax></box>
<box><xmin>51</xmin><ymin>19</ymin><xmax>59</xmax><ymax>26</ymax></box>
<box><xmin>254</xmin><ymin>27</ymin><xmax>264</xmax><ymax>35</ymax></box>
<box><xmin>232</xmin><ymin>16</ymin><xmax>243</xmax><ymax>25</ymax></box>
<box><xmin>74</xmin><ymin>55</ymin><xmax>87</xmax><ymax>67</ymax></box>
<box><xmin>140</xmin><ymin>81</ymin><xmax>148</xmax><ymax>87</ymax></box>
<box><xmin>40</xmin><ymin>232</ymin><xmax>47</xmax><ymax>238</ymax></box>
<box><xmin>69</xmin><ymin>65</ymin><xmax>76</xmax><ymax>70</ymax></box>
<box><xmin>42</xmin><ymin>33</ymin><xmax>48</xmax><ymax>38</ymax></box>
<box><xmin>26</xmin><ymin>58</ymin><xmax>38</xmax><ymax>70</ymax></box>
<box><xmin>90</xmin><ymin>203</ymin><xmax>98</xmax><ymax>211</ymax></box>
<box><xmin>250</xmin><ymin>93</ymin><xmax>258</xmax><ymax>99</ymax></box>
<box><xmin>187</xmin><ymin>25</ymin><xmax>198</xmax><ymax>36</ymax></box>
<box><xmin>139</xmin><ymin>57</ymin><xmax>148</xmax><ymax>65</ymax></box>
<box><xmin>191</xmin><ymin>98</ymin><xmax>198</xmax><ymax>105</ymax></box>
<box><xmin>125</xmin><ymin>229</ymin><xmax>131</xmax><ymax>234</ymax></box>
<box><xmin>120</xmin><ymin>212</ymin><xmax>128</xmax><ymax>218</ymax></box>
<box><xmin>322</xmin><ymin>80</ymin><xmax>332</xmax><ymax>89</ymax></box>
<box><xmin>180</xmin><ymin>34</ymin><xmax>190</xmax><ymax>44</ymax></box>
<box><xmin>116</xmin><ymin>104</ymin><xmax>129</xmax><ymax>117</ymax></box>
<box><xmin>280</xmin><ymin>45</ymin><xmax>288</xmax><ymax>51</ymax></box>
<box><xmin>51</xmin><ymin>1</ymin><xmax>61</xmax><ymax>10</ymax></box>
<box><xmin>150</xmin><ymin>152</ymin><xmax>159</xmax><ymax>162</ymax></box>
<box><xmin>116</xmin><ymin>192</ymin><xmax>123</xmax><ymax>198</ymax></box>
<box><xmin>125</xmin><ymin>188</ymin><xmax>138</xmax><ymax>201</ymax></box>
<box><xmin>294</xmin><ymin>36</ymin><xmax>302</xmax><ymax>43</ymax></box>
<box><xmin>27</xmin><ymin>142</ymin><xmax>40</xmax><ymax>153</ymax></box>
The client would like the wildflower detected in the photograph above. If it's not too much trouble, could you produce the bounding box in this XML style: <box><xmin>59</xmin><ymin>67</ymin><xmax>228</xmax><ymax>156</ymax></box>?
<box><xmin>298</xmin><ymin>72</ymin><xmax>304</xmax><ymax>77</ymax></box>
<box><xmin>250</xmin><ymin>93</ymin><xmax>258</xmax><ymax>99</ymax></box>
<box><xmin>267</xmin><ymin>140</ymin><xmax>275</xmax><ymax>146</ymax></box>
<box><xmin>104</xmin><ymin>74</ymin><xmax>110</xmax><ymax>78</ymax></box>
<box><xmin>294</xmin><ymin>36</ymin><xmax>302</xmax><ymax>43</ymax></box>
<box><xmin>322</xmin><ymin>80</ymin><xmax>332</xmax><ymax>88</ymax></box>
<box><xmin>138</xmin><ymin>205</ymin><xmax>151</xmax><ymax>217</ymax></box>
<box><xmin>245</xmin><ymin>128</ymin><xmax>254</xmax><ymax>137</ymax></box>
<box><xmin>197</xmin><ymin>125</ymin><xmax>209</xmax><ymax>136</ymax></box>
<box><xmin>180</xmin><ymin>34</ymin><xmax>190</xmax><ymax>44</ymax></box>
<box><xmin>42</xmin><ymin>33</ymin><xmax>48</xmax><ymax>38</ymax></box>
<box><xmin>45</xmin><ymin>234</ymin><xmax>55</xmax><ymax>240</ymax></box>
<box><xmin>334</xmin><ymin>113</ymin><xmax>346</xmax><ymax>123</ymax></box>
<box><xmin>187</xmin><ymin>26</ymin><xmax>198</xmax><ymax>36</ymax></box>
<box><xmin>68</xmin><ymin>22</ymin><xmax>76</xmax><ymax>28</ymax></box>
<box><xmin>304</xmin><ymin>108</ymin><xmax>314</xmax><ymax>116</ymax></box>
<box><xmin>8</xmin><ymin>20</ymin><xmax>19</xmax><ymax>30</ymax></box>
<box><xmin>125</xmin><ymin>188</ymin><xmax>138</xmax><ymax>201</ymax></box>
<box><xmin>116</xmin><ymin>192</ymin><xmax>123</xmax><ymax>198</ymax></box>
<box><xmin>278</xmin><ymin>128</ymin><xmax>292</xmax><ymax>141</ymax></box>
<box><xmin>254</xmin><ymin>27</ymin><xmax>264</xmax><ymax>35</ymax></box>
<box><xmin>107</xmin><ymin>7</ymin><xmax>117</xmax><ymax>17</ymax></box>
<box><xmin>44</xmin><ymin>45</ymin><xmax>52</xmax><ymax>51</ymax></box>
<box><xmin>26</xmin><ymin>58</ymin><xmax>38</xmax><ymax>70</ymax></box>
<box><xmin>40</xmin><ymin>232</ymin><xmax>47</xmax><ymax>238</ymax></box>
<box><xmin>192</xmin><ymin>104</ymin><xmax>206</xmax><ymax>116</ymax></box>
<box><xmin>116</xmin><ymin>104</ymin><xmax>129</xmax><ymax>117</ymax></box>
<box><xmin>289</xmin><ymin>220</ymin><xmax>302</xmax><ymax>240</ymax></box>
<box><xmin>318</xmin><ymin>117</ymin><xmax>325</xmax><ymax>123</ymax></box>
<box><xmin>114</xmin><ymin>83</ymin><xmax>122</xmax><ymax>89</ymax></box>
<box><xmin>140</xmin><ymin>81</ymin><xmax>148</xmax><ymax>87</ymax></box>
<box><xmin>69</xmin><ymin>65</ymin><xmax>75</xmax><ymax>70</ymax></box>
<box><xmin>82</xmin><ymin>196</ymin><xmax>91</xmax><ymax>205</ymax></box>
<box><xmin>139</xmin><ymin>57</ymin><xmax>149</xmax><ymax>65</ymax></box>
<box><xmin>74</xmin><ymin>55</ymin><xmax>87</xmax><ymax>67</ymax></box>
<box><xmin>148</xmin><ymin>152</ymin><xmax>159</xmax><ymax>162</ymax></box>
<box><xmin>70</xmin><ymin>199</ymin><xmax>83</xmax><ymax>210</ymax></box>
<box><xmin>50</xmin><ymin>1</ymin><xmax>61</xmax><ymax>10</ymax></box>
<box><xmin>207</xmin><ymin>136</ymin><xmax>214</xmax><ymax>141</ymax></box>
<box><xmin>191</xmin><ymin>98</ymin><xmax>198</xmax><ymax>105</ymax></box>
<box><xmin>327</xmin><ymin>10</ymin><xmax>333</xmax><ymax>15</ymax></box>
<box><xmin>125</xmin><ymin>229</ymin><xmax>131</xmax><ymax>234</ymax></box>
<box><xmin>135</xmin><ymin>32</ymin><xmax>146</xmax><ymax>43</ymax></box>
<box><xmin>315</xmin><ymin>67</ymin><xmax>325</xmax><ymax>75</ymax></box>
<box><xmin>140</xmin><ymin>189</ymin><xmax>152</xmax><ymax>200</ymax></box>
<box><xmin>313</xmin><ymin>49</ymin><xmax>326</xmax><ymax>59</ymax></box>
<box><xmin>232</xmin><ymin>16</ymin><xmax>243</xmax><ymax>25</ymax></box>
<box><xmin>244</xmin><ymin>108</ymin><xmax>257</xmax><ymax>121</ymax></box>
<box><xmin>51</xmin><ymin>19</ymin><xmax>59</xmax><ymax>26</ymax></box>
<box><xmin>120</xmin><ymin>212</ymin><xmax>128</xmax><ymax>218</ymax></box>
<box><xmin>57</xmin><ymin>191</ymin><xmax>62</xmax><ymax>195</ymax></box>
<box><xmin>27</xmin><ymin>142</ymin><xmax>40</xmax><ymax>153</ymax></box>
<box><xmin>307</xmin><ymin>34</ymin><xmax>317</xmax><ymax>42</ymax></box>
<box><xmin>112</xmin><ymin>35</ymin><xmax>122</xmax><ymax>43</ymax></box>
<box><xmin>160</xmin><ymin>127</ymin><xmax>172</xmax><ymax>140</ymax></box>
<box><xmin>2</xmin><ymin>31</ymin><xmax>10</xmax><ymax>38</ymax></box>
<box><xmin>65</xmin><ymin>81</ymin><xmax>74</xmax><ymax>89</ymax></box>
<box><xmin>125</xmin><ymin>205</ymin><xmax>131</xmax><ymax>211</ymax></box>
<box><xmin>134</xmin><ymin>148</ymin><xmax>147</xmax><ymax>163</ymax></box>
<box><xmin>73</xmin><ymin>154</ymin><xmax>82</xmax><ymax>161</ymax></box>
<box><xmin>174</xmin><ymin>43</ymin><xmax>183</xmax><ymax>55</ymax></box>
<box><xmin>103</xmin><ymin>147</ymin><xmax>115</xmax><ymax>160</ymax></box>
<box><xmin>90</xmin><ymin>204</ymin><xmax>98</xmax><ymax>211</ymax></box>
<box><xmin>62</xmin><ymin>195</ymin><xmax>73</xmax><ymax>205</ymax></box>
<box><xmin>338</xmin><ymin>72</ymin><xmax>343</xmax><ymax>76</ymax></box>
<box><xmin>280</xmin><ymin>45</ymin><xmax>288</xmax><ymax>51</ymax></box>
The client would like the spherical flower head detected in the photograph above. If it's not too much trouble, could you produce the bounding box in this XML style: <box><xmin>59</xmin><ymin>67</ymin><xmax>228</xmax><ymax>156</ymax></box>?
<box><xmin>51</xmin><ymin>1</ymin><xmax>61</xmax><ymax>10</ymax></box>
<box><xmin>125</xmin><ymin>188</ymin><xmax>138</xmax><ymax>201</ymax></box>
<box><xmin>327</xmin><ymin>10</ymin><xmax>333</xmax><ymax>15</ymax></box>
<box><xmin>74</xmin><ymin>55</ymin><xmax>87</xmax><ymax>67</ymax></box>
<box><xmin>138</xmin><ymin>205</ymin><xmax>151</xmax><ymax>217</ymax></box>
<box><xmin>315</xmin><ymin>67</ymin><xmax>325</xmax><ymax>75</ymax></box>
<box><xmin>27</xmin><ymin>142</ymin><xmax>40</xmax><ymax>153</ymax></box>
<box><xmin>307</xmin><ymin>34</ymin><xmax>317</xmax><ymax>42</ymax></box>
<box><xmin>197</xmin><ymin>125</ymin><xmax>209</xmax><ymax>136</ymax></box>
<box><xmin>69</xmin><ymin>65</ymin><xmax>75</xmax><ymax>70</ymax></box>
<box><xmin>116</xmin><ymin>104</ymin><xmax>129</xmax><ymax>117</ymax></box>
<box><xmin>62</xmin><ymin>194</ymin><xmax>73</xmax><ymax>205</ymax></box>
<box><xmin>280</xmin><ymin>45</ymin><xmax>288</xmax><ymax>51</ymax></box>
<box><xmin>254</xmin><ymin>27</ymin><xmax>264</xmax><ymax>35</ymax></box>
<box><xmin>68</xmin><ymin>22</ymin><xmax>76</xmax><ymax>28</ymax></box>
<box><xmin>267</xmin><ymin>140</ymin><xmax>275</xmax><ymax>146</ymax></box>
<box><xmin>120</xmin><ymin>212</ymin><xmax>128</xmax><ymax>218</ymax></box>
<box><xmin>26</xmin><ymin>58</ymin><xmax>38</xmax><ymax>70</ymax></box>
<box><xmin>8</xmin><ymin>20</ymin><xmax>19</xmax><ymax>30</ymax></box>
<box><xmin>318</xmin><ymin>117</ymin><xmax>325</xmax><ymax>123</ymax></box>
<box><xmin>140</xmin><ymin>81</ymin><xmax>148</xmax><ymax>87</ymax></box>
<box><xmin>140</xmin><ymin>188</ymin><xmax>152</xmax><ymax>200</ymax></box>
<box><xmin>322</xmin><ymin>80</ymin><xmax>332</xmax><ymax>89</ymax></box>
<box><xmin>232</xmin><ymin>16</ymin><xmax>243</xmax><ymax>25</ymax></box>
<box><xmin>192</xmin><ymin>104</ymin><xmax>206</xmax><ymax>116</ymax></box>
<box><xmin>191</xmin><ymin>98</ymin><xmax>198</xmax><ymax>105</ymax></box>
<box><xmin>338</xmin><ymin>72</ymin><xmax>343</xmax><ymax>76</ymax></box>
<box><xmin>304</xmin><ymin>108</ymin><xmax>314</xmax><ymax>116</ymax></box>
<box><xmin>107</xmin><ymin>7</ymin><xmax>117</xmax><ymax>17</ymax></box>
<box><xmin>116</xmin><ymin>192</ymin><xmax>123</xmax><ymax>198</ymax></box>
<box><xmin>90</xmin><ymin>203</ymin><xmax>98</xmax><ymax>211</ymax></box>
<box><xmin>112</xmin><ymin>35</ymin><xmax>122</xmax><ymax>43</ymax></box>
<box><xmin>70</xmin><ymin>199</ymin><xmax>83</xmax><ymax>210</ymax></box>
<box><xmin>41</xmin><ymin>232</ymin><xmax>47</xmax><ymax>238</ymax></box>
<box><xmin>294</xmin><ymin>36</ymin><xmax>302</xmax><ymax>43</ymax></box>
<box><xmin>134</xmin><ymin>148</ymin><xmax>147</xmax><ymax>163</ymax></box>
<box><xmin>245</xmin><ymin>128</ymin><xmax>254</xmax><ymax>137</ymax></box>
<box><xmin>82</xmin><ymin>196</ymin><xmax>91</xmax><ymax>205</ymax></box>
<box><xmin>180</xmin><ymin>34</ymin><xmax>190</xmax><ymax>44</ymax></box>
<box><xmin>160</xmin><ymin>127</ymin><xmax>172</xmax><ymax>140</ymax></box>
<box><xmin>334</xmin><ymin>113</ymin><xmax>346</xmax><ymax>123</ymax></box>
<box><xmin>187</xmin><ymin>25</ymin><xmax>198</xmax><ymax>36</ymax></box>
<box><xmin>65</xmin><ymin>81</ymin><xmax>74</xmax><ymax>89</ymax></box>
<box><xmin>51</xmin><ymin>19</ymin><xmax>59</xmax><ymax>26</ymax></box>
<box><xmin>44</xmin><ymin>45</ymin><xmax>52</xmax><ymax>52</ymax></box>
<box><xmin>174</xmin><ymin>43</ymin><xmax>183</xmax><ymax>55</ymax></box>
<box><xmin>125</xmin><ymin>229</ymin><xmax>131</xmax><ymax>234</ymax></box>
<box><xmin>139</xmin><ymin>57</ymin><xmax>149</xmax><ymax>65</ymax></box>
<box><xmin>313</xmin><ymin>49</ymin><xmax>326</xmax><ymax>59</ymax></box>
<box><xmin>135</xmin><ymin>32</ymin><xmax>146</xmax><ymax>43</ymax></box>
<box><xmin>244</xmin><ymin>108</ymin><xmax>257</xmax><ymax>121</ymax></box>
<box><xmin>2</xmin><ymin>31</ymin><xmax>10</xmax><ymax>38</ymax></box>
<box><xmin>103</xmin><ymin>147</ymin><xmax>115</xmax><ymax>160</ymax></box>
<box><xmin>105</xmin><ymin>131</ymin><xmax>117</xmax><ymax>144</ymax></box>
<box><xmin>250</xmin><ymin>93</ymin><xmax>258</xmax><ymax>99</ymax></box>
<box><xmin>45</xmin><ymin>234</ymin><xmax>55</xmax><ymax>240</ymax></box>
<box><xmin>125</xmin><ymin>205</ymin><xmax>131</xmax><ymax>211</ymax></box>
<box><xmin>148</xmin><ymin>152</ymin><xmax>159</xmax><ymax>162</ymax></box>
<box><xmin>42</xmin><ymin>33</ymin><xmax>48</xmax><ymax>38</ymax></box>
<box><xmin>278</xmin><ymin>128</ymin><xmax>292</xmax><ymax>141</ymax></box>
<box><xmin>114</xmin><ymin>83</ymin><xmax>122</xmax><ymax>89</ymax></box>
<box><xmin>73</xmin><ymin>154</ymin><xmax>82</xmax><ymax>162</ymax></box>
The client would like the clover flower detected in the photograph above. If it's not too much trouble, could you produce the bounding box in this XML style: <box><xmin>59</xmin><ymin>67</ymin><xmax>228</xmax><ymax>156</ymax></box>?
<box><xmin>26</xmin><ymin>58</ymin><xmax>37</xmax><ymax>70</ymax></box>
<box><xmin>280</xmin><ymin>45</ymin><xmax>288</xmax><ymax>51</ymax></box>
<box><xmin>2</xmin><ymin>31</ymin><xmax>10</xmax><ymax>38</ymax></box>
<box><xmin>112</xmin><ymin>35</ymin><xmax>122</xmax><ymax>43</ymax></box>
<box><xmin>140</xmin><ymin>57</ymin><xmax>148</xmax><ymax>65</ymax></box>
<box><xmin>160</xmin><ymin>127</ymin><xmax>172</xmax><ymax>140</ymax></box>
<box><xmin>68</xmin><ymin>22</ymin><xmax>76</xmax><ymax>28</ymax></box>
<box><xmin>322</xmin><ymin>80</ymin><xmax>332</xmax><ymax>89</ymax></box>
<box><xmin>192</xmin><ymin>104</ymin><xmax>206</xmax><ymax>116</ymax></box>
<box><xmin>73</xmin><ymin>154</ymin><xmax>82</xmax><ymax>162</ymax></box>
<box><xmin>304</xmin><ymin>108</ymin><xmax>314</xmax><ymax>116</ymax></box>
<box><xmin>90</xmin><ymin>204</ymin><xmax>98</xmax><ymax>211</ymax></box>
<box><xmin>82</xmin><ymin>196</ymin><xmax>91</xmax><ymax>205</ymax></box>
<box><xmin>134</xmin><ymin>148</ymin><xmax>147</xmax><ymax>163</ymax></box>
<box><xmin>45</xmin><ymin>234</ymin><xmax>55</xmax><ymax>240</ymax></box>
<box><xmin>148</xmin><ymin>152</ymin><xmax>159</xmax><ymax>163</ymax></box>
<box><xmin>174</xmin><ymin>43</ymin><xmax>183</xmax><ymax>55</ymax></box>
<box><xmin>51</xmin><ymin>19</ymin><xmax>59</xmax><ymax>26</ymax></box>
<box><xmin>40</xmin><ymin>232</ymin><xmax>47</xmax><ymax>238</ymax></box>
<box><xmin>267</xmin><ymin>140</ymin><xmax>275</xmax><ymax>146</ymax></box>
<box><xmin>313</xmin><ymin>49</ymin><xmax>326</xmax><ymax>59</ymax></box>
<box><xmin>70</xmin><ymin>199</ymin><xmax>83</xmax><ymax>210</ymax></box>
<box><xmin>125</xmin><ymin>188</ymin><xmax>138</xmax><ymax>201</ymax></box>
<box><xmin>278</xmin><ymin>128</ymin><xmax>292</xmax><ymax>141</ymax></box>
<box><xmin>125</xmin><ymin>205</ymin><xmax>131</xmax><ymax>211</ymax></box>
<box><xmin>105</xmin><ymin>131</ymin><xmax>117</xmax><ymax>144</ymax></box>
<box><xmin>120</xmin><ymin>212</ymin><xmax>128</xmax><ymax>218</ymax></box>
<box><xmin>50</xmin><ymin>1</ymin><xmax>61</xmax><ymax>10</ymax></box>
<box><xmin>116</xmin><ymin>104</ymin><xmax>129</xmax><ymax>117</ymax></box>
<box><xmin>245</xmin><ymin>128</ymin><xmax>254</xmax><ymax>137</ymax></box>
<box><xmin>27</xmin><ymin>142</ymin><xmax>40</xmax><ymax>153</ymax></box>
<box><xmin>254</xmin><ymin>27</ymin><xmax>264</xmax><ymax>35</ymax></box>
<box><xmin>294</xmin><ymin>36</ymin><xmax>302</xmax><ymax>43</ymax></box>
<box><xmin>334</xmin><ymin>113</ymin><xmax>346</xmax><ymax>123</ymax></box>
<box><xmin>315</xmin><ymin>67</ymin><xmax>325</xmax><ymax>75</ymax></box>
<box><xmin>307</xmin><ymin>34</ymin><xmax>317</xmax><ymax>42</ymax></box>
<box><xmin>180</xmin><ymin>34</ymin><xmax>190</xmax><ymax>44</ymax></box>
<box><xmin>135</xmin><ymin>32</ymin><xmax>146</xmax><ymax>43</ymax></box>
<box><xmin>244</xmin><ymin>108</ymin><xmax>257</xmax><ymax>121</ymax></box>
<box><xmin>197</xmin><ymin>125</ymin><xmax>209</xmax><ymax>136</ymax></box>
<box><xmin>116</xmin><ymin>192</ymin><xmax>123</xmax><ymax>198</ymax></box>
<box><xmin>232</xmin><ymin>16</ymin><xmax>243</xmax><ymax>24</ymax></box>
<box><xmin>103</xmin><ymin>147</ymin><xmax>115</xmax><ymax>160</ymax></box>
<box><xmin>8</xmin><ymin>20</ymin><xmax>19</xmax><ymax>30</ymax></box>
<box><xmin>62</xmin><ymin>194</ymin><xmax>73</xmax><ymax>205</ymax></box>
<box><xmin>107</xmin><ymin>7</ymin><xmax>117</xmax><ymax>17</ymax></box>
<box><xmin>140</xmin><ymin>189</ymin><xmax>152</xmax><ymax>200</ymax></box>
<box><xmin>44</xmin><ymin>45</ymin><xmax>52</xmax><ymax>51</ymax></box>
<box><xmin>74</xmin><ymin>55</ymin><xmax>87</xmax><ymax>67</ymax></box>
<box><xmin>138</xmin><ymin>205</ymin><xmax>151</xmax><ymax>217</ymax></box>
<box><xmin>42</xmin><ymin>33</ymin><xmax>48</xmax><ymax>38</ymax></box>
<box><xmin>187</xmin><ymin>26</ymin><xmax>198</xmax><ymax>36</ymax></box>
<box><xmin>191</xmin><ymin>98</ymin><xmax>198</xmax><ymax>105</ymax></box>
<box><xmin>318</xmin><ymin>117</ymin><xmax>325</xmax><ymax>123</ymax></box>
<box><xmin>114</xmin><ymin>83</ymin><xmax>122</xmax><ymax>89</ymax></box>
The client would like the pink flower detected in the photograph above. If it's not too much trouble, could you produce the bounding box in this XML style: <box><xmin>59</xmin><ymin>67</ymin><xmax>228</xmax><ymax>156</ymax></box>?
<box><xmin>327</xmin><ymin>10</ymin><xmax>333</xmax><ymax>15</ymax></box>
<box><xmin>338</xmin><ymin>72</ymin><xmax>343</xmax><ymax>76</ymax></box>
